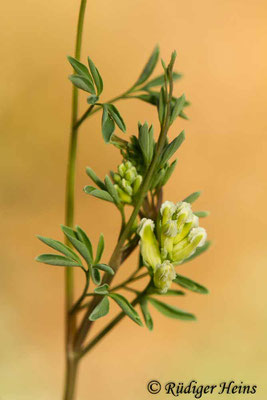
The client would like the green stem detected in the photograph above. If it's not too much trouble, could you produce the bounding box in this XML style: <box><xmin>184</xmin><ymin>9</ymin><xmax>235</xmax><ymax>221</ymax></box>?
<box><xmin>64</xmin><ymin>1</ymin><xmax>87</xmax><ymax>399</ymax></box>
<box><xmin>111</xmin><ymin>272</ymin><xmax>148</xmax><ymax>292</ymax></box>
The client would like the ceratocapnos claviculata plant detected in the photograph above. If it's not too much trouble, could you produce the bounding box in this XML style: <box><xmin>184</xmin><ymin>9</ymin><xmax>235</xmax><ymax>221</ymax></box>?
<box><xmin>35</xmin><ymin>3</ymin><xmax>211</xmax><ymax>399</ymax></box>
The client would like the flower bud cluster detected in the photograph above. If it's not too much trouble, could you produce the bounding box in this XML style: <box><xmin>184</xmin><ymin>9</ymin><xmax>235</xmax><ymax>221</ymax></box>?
<box><xmin>113</xmin><ymin>161</ymin><xmax>143</xmax><ymax>204</ymax></box>
<box><xmin>137</xmin><ymin>201</ymin><xmax>207</xmax><ymax>293</ymax></box>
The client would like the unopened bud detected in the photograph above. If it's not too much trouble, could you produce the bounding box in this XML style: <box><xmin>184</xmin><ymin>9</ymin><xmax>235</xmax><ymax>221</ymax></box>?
<box><xmin>133</xmin><ymin>175</ymin><xmax>142</xmax><ymax>194</ymax></box>
<box><xmin>114</xmin><ymin>184</ymin><xmax>132</xmax><ymax>204</ymax></box>
<box><xmin>118</xmin><ymin>163</ymin><xmax>126</xmax><ymax>177</ymax></box>
<box><xmin>121</xmin><ymin>178</ymin><xmax>133</xmax><ymax>196</ymax></box>
<box><xmin>153</xmin><ymin>261</ymin><xmax>176</xmax><ymax>293</ymax></box>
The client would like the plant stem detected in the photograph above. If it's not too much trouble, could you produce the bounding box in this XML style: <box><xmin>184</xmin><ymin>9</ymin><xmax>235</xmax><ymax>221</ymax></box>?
<box><xmin>111</xmin><ymin>272</ymin><xmax>148</xmax><ymax>292</ymax></box>
<box><xmin>64</xmin><ymin>0</ymin><xmax>87</xmax><ymax>399</ymax></box>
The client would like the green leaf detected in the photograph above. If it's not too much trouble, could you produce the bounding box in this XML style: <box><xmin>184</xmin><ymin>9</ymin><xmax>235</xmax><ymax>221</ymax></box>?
<box><xmin>61</xmin><ymin>225</ymin><xmax>91</xmax><ymax>266</ymax></box>
<box><xmin>87</xmin><ymin>56</ymin><xmax>103</xmax><ymax>95</ymax></box>
<box><xmin>138</xmin><ymin>122</ymin><xmax>154</xmax><ymax>166</ymax></box>
<box><xmin>68</xmin><ymin>74</ymin><xmax>95</xmax><ymax>94</ymax></box>
<box><xmin>107</xmin><ymin>104</ymin><xmax>126</xmax><ymax>133</ymax></box>
<box><xmin>75</xmin><ymin>226</ymin><xmax>93</xmax><ymax>262</ymax></box>
<box><xmin>35</xmin><ymin>254</ymin><xmax>82</xmax><ymax>267</ymax></box>
<box><xmin>181</xmin><ymin>240</ymin><xmax>211</xmax><ymax>263</ymax></box>
<box><xmin>133</xmin><ymin>92</ymin><xmax>159</xmax><ymax>106</ymax></box>
<box><xmin>67</xmin><ymin>56</ymin><xmax>90</xmax><ymax>77</ymax></box>
<box><xmin>183</xmin><ymin>191</ymin><xmax>201</xmax><ymax>204</ymax></box>
<box><xmin>36</xmin><ymin>236</ymin><xmax>82</xmax><ymax>264</ymax></box>
<box><xmin>162</xmin><ymin>159</ymin><xmax>178</xmax><ymax>186</ymax></box>
<box><xmin>140</xmin><ymin>298</ymin><xmax>153</xmax><ymax>331</ymax></box>
<box><xmin>194</xmin><ymin>211</ymin><xmax>210</xmax><ymax>218</ymax></box>
<box><xmin>101</xmin><ymin>105</ymin><xmax>115</xmax><ymax>143</ymax></box>
<box><xmin>141</xmin><ymin>72</ymin><xmax>182</xmax><ymax>90</ymax></box>
<box><xmin>91</xmin><ymin>267</ymin><xmax>101</xmax><ymax>285</ymax></box>
<box><xmin>94</xmin><ymin>263</ymin><xmax>114</xmax><ymax>275</ymax></box>
<box><xmin>134</xmin><ymin>45</ymin><xmax>160</xmax><ymax>87</ymax></box>
<box><xmin>94</xmin><ymin>284</ymin><xmax>109</xmax><ymax>295</ymax></box>
<box><xmin>174</xmin><ymin>274</ymin><xmax>209</xmax><ymax>294</ymax></box>
<box><xmin>94</xmin><ymin>234</ymin><xmax>104</xmax><ymax>264</ymax></box>
<box><xmin>89</xmin><ymin>296</ymin><xmax>109</xmax><ymax>321</ymax></box>
<box><xmin>85</xmin><ymin>167</ymin><xmax>106</xmax><ymax>190</ymax></box>
<box><xmin>109</xmin><ymin>293</ymin><xmax>143</xmax><ymax>326</ymax></box>
<box><xmin>170</xmin><ymin>94</ymin><xmax>186</xmax><ymax>124</ymax></box>
<box><xmin>83</xmin><ymin>186</ymin><xmax>114</xmax><ymax>203</ymax></box>
<box><xmin>87</xmin><ymin>95</ymin><xmax>99</xmax><ymax>105</ymax></box>
<box><xmin>148</xmin><ymin>297</ymin><xmax>196</xmax><ymax>321</ymax></box>
<box><xmin>59</xmin><ymin>225</ymin><xmax>77</xmax><ymax>239</ymax></box>
<box><xmin>179</xmin><ymin>110</ymin><xmax>189</xmax><ymax>120</ymax></box>
<box><xmin>160</xmin><ymin>130</ymin><xmax>185</xmax><ymax>166</ymax></box>
<box><xmin>104</xmin><ymin>175</ymin><xmax>121</xmax><ymax>205</ymax></box>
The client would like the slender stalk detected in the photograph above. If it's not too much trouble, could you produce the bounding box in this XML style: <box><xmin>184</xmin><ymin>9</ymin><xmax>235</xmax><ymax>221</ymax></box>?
<box><xmin>111</xmin><ymin>272</ymin><xmax>148</xmax><ymax>292</ymax></box>
<box><xmin>64</xmin><ymin>1</ymin><xmax>87</xmax><ymax>399</ymax></box>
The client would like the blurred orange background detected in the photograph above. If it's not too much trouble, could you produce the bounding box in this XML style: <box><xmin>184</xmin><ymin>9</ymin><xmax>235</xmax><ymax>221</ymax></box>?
<box><xmin>1</xmin><ymin>0</ymin><xmax>267</xmax><ymax>399</ymax></box>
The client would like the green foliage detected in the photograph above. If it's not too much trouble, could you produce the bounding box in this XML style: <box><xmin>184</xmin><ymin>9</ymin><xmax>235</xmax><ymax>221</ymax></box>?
<box><xmin>183</xmin><ymin>191</ymin><xmax>201</xmax><ymax>203</ymax></box>
<box><xmin>36</xmin><ymin>236</ymin><xmax>82</xmax><ymax>264</ymax></box>
<box><xmin>140</xmin><ymin>71</ymin><xmax>182</xmax><ymax>91</ymax></box>
<box><xmin>148</xmin><ymin>297</ymin><xmax>196</xmax><ymax>321</ymax></box>
<box><xmin>94</xmin><ymin>263</ymin><xmax>114</xmax><ymax>275</ymax></box>
<box><xmin>87</xmin><ymin>56</ymin><xmax>103</xmax><ymax>95</ymax></box>
<box><xmin>89</xmin><ymin>296</ymin><xmax>110</xmax><ymax>321</ymax></box>
<box><xmin>61</xmin><ymin>225</ymin><xmax>92</xmax><ymax>266</ymax></box>
<box><xmin>138</xmin><ymin>122</ymin><xmax>154</xmax><ymax>167</ymax></box>
<box><xmin>109</xmin><ymin>293</ymin><xmax>143</xmax><ymax>326</ymax></box>
<box><xmin>107</xmin><ymin>104</ymin><xmax>126</xmax><ymax>132</ymax></box>
<box><xmin>95</xmin><ymin>234</ymin><xmax>105</xmax><ymax>264</ymax></box>
<box><xmin>68</xmin><ymin>55</ymin><xmax>103</xmax><ymax>97</ymax></box>
<box><xmin>69</xmin><ymin>75</ymin><xmax>95</xmax><ymax>94</ymax></box>
<box><xmin>104</xmin><ymin>175</ymin><xmax>121</xmax><ymax>206</ymax></box>
<box><xmin>159</xmin><ymin>130</ymin><xmax>185</xmax><ymax>167</ymax></box>
<box><xmin>86</xmin><ymin>167</ymin><xmax>106</xmax><ymax>190</ymax></box>
<box><xmin>140</xmin><ymin>298</ymin><xmax>153</xmax><ymax>331</ymax></box>
<box><xmin>91</xmin><ymin>267</ymin><xmax>102</xmax><ymax>285</ymax></box>
<box><xmin>101</xmin><ymin>104</ymin><xmax>116</xmax><ymax>143</ymax></box>
<box><xmin>133</xmin><ymin>45</ymin><xmax>160</xmax><ymax>87</ymax></box>
<box><xmin>194</xmin><ymin>211</ymin><xmax>210</xmax><ymax>218</ymax></box>
<box><xmin>35</xmin><ymin>254</ymin><xmax>82</xmax><ymax>268</ymax></box>
<box><xmin>174</xmin><ymin>275</ymin><xmax>209</xmax><ymax>294</ymax></box>
<box><xmin>94</xmin><ymin>284</ymin><xmax>110</xmax><ymax>295</ymax></box>
<box><xmin>170</xmin><ymin>94</ymin><xmax>186</xmax><ymax>124</ymax></box>
<box><xmin>76</xmin><ymin>226</ymin><xmax>94</xmax><ymax>261</ymax></box>
<box><xmin>83</xmin><ymin>185</ymin><xmax>114</xmax><ymax>203</ymax></box>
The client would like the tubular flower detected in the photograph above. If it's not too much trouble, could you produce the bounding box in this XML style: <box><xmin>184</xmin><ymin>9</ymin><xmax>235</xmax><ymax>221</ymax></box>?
<box><xmin>138</xmin><ymin>201</ymin><xmax>207</xmax><ymax>292</ymax></box>
<box><xmin>113</xmin><ymin>161</ymin><xmax>143</xmax><ymax>204</ymax></box>
<box><xmin>138</xmin><ymin>219</ymin><xmax>161</xmax><ymax>269</ymax></box>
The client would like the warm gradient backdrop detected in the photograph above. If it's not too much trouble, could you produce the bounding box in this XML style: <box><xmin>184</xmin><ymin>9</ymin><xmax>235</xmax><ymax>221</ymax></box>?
<box><xmin>1</xmin><ymin>0</ymin><xmax>267</xmax><ymax>399</ymax></box>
